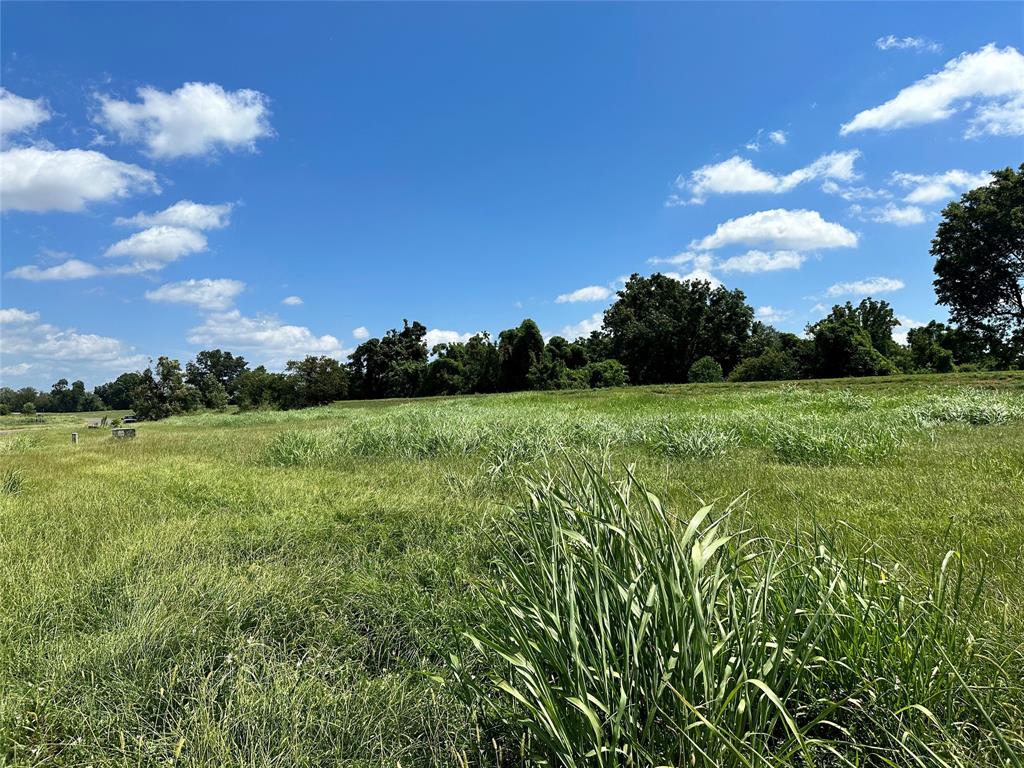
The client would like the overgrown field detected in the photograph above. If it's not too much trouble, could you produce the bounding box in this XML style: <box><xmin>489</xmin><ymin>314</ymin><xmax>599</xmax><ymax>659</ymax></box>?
<box><xmin>1</xmin><ymin>374</ymin><xmax>1023</xmax><ymax>765</ymax></box>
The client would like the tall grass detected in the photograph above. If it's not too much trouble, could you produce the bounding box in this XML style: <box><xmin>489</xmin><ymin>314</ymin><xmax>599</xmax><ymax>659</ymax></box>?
<box><xmin>454</xmin><ymin>464</ymin><xmax>1024</xmax><ymax>766</ymax></box>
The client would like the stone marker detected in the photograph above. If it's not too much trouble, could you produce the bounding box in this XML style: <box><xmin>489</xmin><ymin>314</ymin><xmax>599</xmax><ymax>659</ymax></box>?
<box><xmin>111</xmin><ymin>427</ymin><xmax>137</xmax><ymax>439</ymax></box>
<box><xmin>71</xmin><ymin>432</ymin><xmax>78</xmax><ymax>444</ymax></box>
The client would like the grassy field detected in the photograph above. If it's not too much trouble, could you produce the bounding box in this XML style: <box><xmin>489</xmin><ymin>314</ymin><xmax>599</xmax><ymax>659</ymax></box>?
<box><xmin>1</xmin><ymin>373</ymin><xmax>1023</xmax><ymax>765</ymax></box>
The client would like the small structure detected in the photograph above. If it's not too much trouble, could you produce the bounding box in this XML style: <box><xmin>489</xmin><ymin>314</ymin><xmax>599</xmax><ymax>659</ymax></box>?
<box><xmin>86</xmin><ymin>417</ymin><xmax>108</xmax><ymax>429</ymax></box>
<box><xmin>111</xmin><ymin>427</ymin><xmax>136</xmax><ymax>439</ymax></box>
<box><xmin>71</xmin><ymin>432</ymin><xmax>78</xmax><ymax>444</ymax></box>
<box><xmin>122</xmin><ymin>416</ymin><xmax>138</xmax><ymax>424</ymax></box>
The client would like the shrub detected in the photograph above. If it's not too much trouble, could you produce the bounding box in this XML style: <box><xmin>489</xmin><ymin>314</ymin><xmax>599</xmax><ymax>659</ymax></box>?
<box><xmin>0</xmin><ymin>403</ymin><xmax>11</xmax><ymax>416</ymax></box>
<box><xmin>765</xmin><ymin>420</ymin><xmax>904</xmax><ymax>465</ymax></box>
<box><xmin>728</xmin><ymin>349</ymin><xmax>800</xmax><ymax>382</ymax></box>
<box><xmin>453</xmin><ymin>465</ymin><xmax>1023</xmax><ymax>766</ymax></box>
<box><xmin>266</xmin><ymin>430</ymin><xmax>333</xmax><ymax>466</ymax></box>
<box><xmin>688</xmin><ymin>355</ymin><xmax>723</xmax><ymax>383</ymax></box>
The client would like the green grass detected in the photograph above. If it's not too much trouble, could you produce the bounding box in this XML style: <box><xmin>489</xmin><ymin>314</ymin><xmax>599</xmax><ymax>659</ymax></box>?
<box><xmin>1</xmin><ymin>374</ymin><xmax>1022</xmax><ymax>765</ymax></box>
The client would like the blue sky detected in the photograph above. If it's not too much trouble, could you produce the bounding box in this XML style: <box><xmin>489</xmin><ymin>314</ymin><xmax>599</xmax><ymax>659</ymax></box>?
<box><xmin>1</xmin><ymin>2</ymin><xmax>1021</xmax><ymax>388</ymax></box>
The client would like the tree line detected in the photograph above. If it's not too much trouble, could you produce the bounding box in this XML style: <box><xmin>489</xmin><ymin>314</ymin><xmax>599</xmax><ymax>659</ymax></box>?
<box><xmin>2</xmin><ymin>165</ymin><xmax>1020</xmax><ymax>419</ymax></box>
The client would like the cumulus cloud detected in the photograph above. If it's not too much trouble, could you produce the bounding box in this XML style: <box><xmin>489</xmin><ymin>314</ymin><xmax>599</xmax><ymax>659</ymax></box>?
<box><xmin>559</xmin><ymin>312</ymin><xmax>604</xmax><ymax>340</ymax></box>
<box><xmin>352</xmin><ymin>326</ymin><xmax>370</xmax><ymax>340</ymax></box>
<box><xmin>0</xmin><ymin>88</ymin><xmax>51</xmax><ymax>138</ymax></box>
<box><xmin>116</xmin><ymin>200</ymin><xmax>234</xmax><ymax>230</ymax></box>
<box><xmin>768</xmin><ymin>130</ymin><xmax>787</xmax><ymax>145</ymax></box>
<box><xmin>7</xmin><ymin>258</ymin><xmax>103</xmax><ymax>281</ymax></box>
<box><xmin>104</xmin><ymin>225</ymin><xmax>207</xmax><ymax>270</ymax></box>
<box><xmin>96</xmin><ymin>82</ymin><xmax>273</xmax><ymax>159</ymax></box>
<box><xmin>555</xmin><ymin>285</ymin><xmax>612</xmax><ymax>303</ymax></box>
<box><xmin>755</xmin><ymin>306</ymin><xmax>793</xmax><ymax>324</ymax></box>
<box><xmin>692</xmin><ymin>209</ymin><xmax>858</xmax><ymax>252</ymax></box>
<box><xmin>186</xmin><ymin>310</ymin><xmax>341</xmax><ymax>366</ymax></box>
<box><xmin>826</xmin><ymin>277</ymin><xmax>905</xmax><ymax>297</ymax></box>
<box><xmin>665</xmin><ymin>268</ymin><xmax>722</xmax><ymax>288</ymax></box>
<box><xmin>281</xmin><ymin>295</ymin><xmax>303</xmax><ymax>306</ymax></box>
<box><xmin>891</xmin><ymin>169</ymin><xmax>993</xmax><ymax>204</ymax></box>
<box><xmin>0</xmin><ymin>308</ymin><xmax>40</xmax><ymax>324</ymax></box>
<box><xmin>145</xmin><ymin>278</ymin><xmax>245</xmax><ymax>310</ymax></box>
<box><xmin>718</xmin><ymin>250</ymin><xmax>806</xmax><ymax>273</ymax></box>
<box><xmin>425</xmin><ymin>329</ymin><xmax>474</xmax><ymax>349</ymax></box>
<box><xmin>0</xmin><ymin>147</ymin><xmax>158</xmax><ymax>212</ymax></box>
<box><xmin>841</xmin><ymin>44</ymin><xmax>1024</xmax><ymax>137</ymax></box>
<box><xmin>850</xmin><ymin>203</ymin><xmax>926</xmax><ymax>226</ymax></box>
<box><xmin>875</xmin><ymin>35</ymin><xmax>942</xmax><ymax>53</ymax></box>
<box><xmin>0</xmin><ymin>308</ymin><xmax>146</xmax><ymax>384</ymax></box>
<box><xmin>669</xmin><ymin>151</ymin><xmax>860</xmax><ymax>205</ymax></box>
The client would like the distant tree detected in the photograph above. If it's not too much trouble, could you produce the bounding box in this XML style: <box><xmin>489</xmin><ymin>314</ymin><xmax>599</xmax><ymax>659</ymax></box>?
<box><xmin>577</xmin><ymin>359</ymin><xmax>629</xmax><ymax>388</ymax></box>
<box><xmin>0</xmin><ymin>403</ymin><xmax>10</xmax><ymax>416</ymax></box>
<box><xmin>94</xmin><ymin>372</ymin><xmax>144</xmax><ymax>410</ymax></box>
<box><xmin>185</xmin><ymin>350</ymin><xmax>249</xmax><ymax>402</ymax></box>
<box><xmin>236</xmin><ymin>366</ymin><xmax>291</xmax><ymax>410</ymax></box>
<box><xmin>906</xmin><ymin>324</ymin><xmax>955</xmax><ymax>373</ymax></box>
<box><xmin>497</xmin><ymin>319</ymin><xmax>545</xmax><ymax>392</ymax></box>
<box><xmin>21</xmin><ymin>401</ymin><xmax>35</xmax><ymax>416</ymax></box>
<box><xmin>132</xmin><ymin>357</ymin><xmax>201</xmax><ymax>420</ymax></box>
<box><xmin>348</xmin><ymin>320</ymin><xmax>428</xmax><ymax>399</ymax></box>
<box><xmin>196</xmin><ymin>375</ymin><xmax>230</xmax><ymax>410</ymax></box>
<box><xmin>286</xmin><ymin>355</ymin><xmax>349</xmax><ymax>407</ymax></box>
<box><xmin>729</xmin><ymin>349</ymin><xmax>801</xmax><ymax>382</ymax></box>
<box><xmin>807</xmin><ymin>303</ymin><xmax>897</xmax><ymax>378</ymax></box>
<box><xmin>603</xmin><ymin>274</ymin><xmax>754</xmax><ymax>385</ymax></box>
<box><xmin>854</xmin><ymin>298</ymin><xmax>900</xmax><ymax>359</ymax></box>
<box><xmin>527</xmin><ymin>353</ymin><xmax>572</xmax><ymax>391</ymax></box>
<box><xmin>933</xmin><ymin>165</ymin><xmax>1023</xmax><ymax>345</ymax></box>
<box><xmin>688</xmin><ymin>356</ymin><xmax>723</xmax><ymax>383</ymax></box>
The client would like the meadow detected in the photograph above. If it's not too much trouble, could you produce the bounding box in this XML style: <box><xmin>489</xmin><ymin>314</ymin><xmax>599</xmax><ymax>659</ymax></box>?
<box><xmin>1</xmin><ymin>373</ymin><xmax>1023</xmax><ymax>766</ymax></box>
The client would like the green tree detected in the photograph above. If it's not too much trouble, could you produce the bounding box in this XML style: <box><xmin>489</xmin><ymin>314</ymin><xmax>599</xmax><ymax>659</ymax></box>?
<box><xmin>348</xmin><ymin>321</ymin><xmax>429</xmax><ymax>399</ymax></box>
<box><xmin>933</xmin><ymin>165</ymin><xmax>1023</xmax><ymax>344</ymax></box>
<box><xmin>132</xmin><ymin>357</ymin><xmax>201</xmax><ymax>420</ymax></box>
<box><xmin>688</xmin><ymin>356</ymin><xmax>723</xmax><ymax>383</ymax></box>
<box><xmin>94</xmin><ymin>372</ymin><xmax>144</xmax><ymax>409</ymax></box>
<box><xmin>807</xmin><ymin>304</ymin><xmax>896</xmax><ymax>378</ymax></box>
<box><xmin>603</xmin><ymin>274</ymin><xmax>754</xmax><ymax>385</ymax></box>
<box><xmin>286</xmin><ymin>355</ymin><xmax>349</xmax><ymax>407</ymax></box>
<box><xmin>729</xmin><ymin>348</ymin><xmax>801</xmax><ymax>382</ymax></box>
<box><xmin>185</xmin><ymin>350</ymin><xmax>249</xmax><ymax>402</ymax></box>
<box><xmin>497</xmin><ymin>319</ymin><xmax>545</xmax><ymax>392</ymax></box>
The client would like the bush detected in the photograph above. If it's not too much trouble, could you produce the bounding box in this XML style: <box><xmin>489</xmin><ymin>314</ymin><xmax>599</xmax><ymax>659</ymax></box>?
<box><xmin>20</xmin><ymin>402</ymin><xmax>36</xmax><ymax>416</ymax></box>
<box><xmin>453</xmin><ymin>465</ymin><xmax>1023</xmax><ymax>766</ymax></box>
<box><xmin>0</xmin><ymin>403</ymin><xmax>10</xmax><ymax>416</ymax></box>
<box><xmin>687</xmin><ymin>355</ymin><xmax>723</xmax><ymax>383</ymax></box>
<box><xmin>579</xmin><ymin>359</ymin><xmax>629</xmax><ymax>389</ymax></box>
<box><xmin>728</xmin><ymin>348</ymin><xmax>800</xmax><ymax>381</ymax></box>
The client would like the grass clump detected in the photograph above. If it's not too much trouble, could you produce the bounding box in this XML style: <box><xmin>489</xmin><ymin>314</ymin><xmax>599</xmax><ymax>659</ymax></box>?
<box><xmin>905</xmin><ymin>388</ymin><xmax>1023</xmax><ymax>426</ymax></box>
<box><xmin>648</xmin><ymin>419</ymin><xmax>739</xmax><ymax>459</ymax></box>
<box><xmin>454</xmin><ymin>464</ymin><xmax>1023</xmax><ymax>767</ymax></box>
<box><xmin>266</xmin><ymin>429</ymin><xmax>335</xmax><ymax>466</ymax></box>
<box><xmin>0</xmin><ymin>469</ymin><xmax>23</xmax><ymax>496</ymax></box>
<box><xmin>766</xmin><ymin>419</ymin><xmax>905</xmax><ymax>466</ymax></box>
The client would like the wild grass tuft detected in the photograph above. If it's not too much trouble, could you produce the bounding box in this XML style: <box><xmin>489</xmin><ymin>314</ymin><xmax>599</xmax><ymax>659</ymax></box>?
<box><xmin>454</xmin><ymin>463</ymin><xmax>1023</xmax><ymax>767</ymax></box>
<box><xmin>0</xmin><ymin>468</ymin><xmax>24</xmax><ymax>496</ymax></box>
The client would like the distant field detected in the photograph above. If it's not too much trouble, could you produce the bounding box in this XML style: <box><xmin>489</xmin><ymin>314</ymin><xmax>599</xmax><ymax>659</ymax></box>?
<box><xmin>1</xmin><ymin>373</ymin><xmax>1022</xmax><ymax>765</ymax></box>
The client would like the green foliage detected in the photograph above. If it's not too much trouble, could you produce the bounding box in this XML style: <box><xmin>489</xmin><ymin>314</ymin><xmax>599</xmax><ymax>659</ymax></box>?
<box><xmin>20</xmin><ymin>402</ymin><xmax>35</xmax><ymax>416</ymax></box>
<box><xmin>688</xmin><ymin>355</ymin><xmax>723</xmax><ymax>382</ymax></box>
<box><xmin>132</xmin><ymin>357</ymin><xmax>202</xmax><ymax>421</ymax></box>
<box><xmin>498</xmin><ymin>319</ymin><xmax>545</xmax><ymax>392</ymax></box>
<box><xmin>807</xmin><ymin>302</ymin><xmax>897</xmax><ymax>378</ymax></box>
<box><xmin>933</xmin><ymin>164</ymin><xmax>1024</xmax><ymax>342</ymax></box>
<box><xmin>455</xmin><ymin>465</ymin><xmax>1023</xmax><ymax>766</ymax></box>
<box><xmin>728</xmin><ymin>348</ymin><xmax>800</xmax><ymax>381</ymax></box>
<box><xmin>349</xmin><ymin>320</ymin><xmax>429</xmax><ymax>399</ymax></box>
<box><xmin>93</xmin><ymin>371</ymin><xmax>144</xmax><ymax>409</ymax></box>
<box><xmin>185</xmin><ymin>349</ymin><xmax>249</xmax><ymax>402</ymax></box>
<box><xmin>285</xmin><ymin>355</ymin><xmax>349</xmax><ymax>407</ymax></box>
<box><xmin>0</xmin><ymin>403</ymin><xmax>10</xmax><ymax>416</ymax></box>
<box><xmin>604</xmin><ymin>273</ymin><xmax>754</xmax><ymax>384</ymax></box>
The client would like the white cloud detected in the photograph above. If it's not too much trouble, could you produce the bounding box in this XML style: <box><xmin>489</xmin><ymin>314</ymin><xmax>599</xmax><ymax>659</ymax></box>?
<box><xmin>671</xmin><ymin>150</ymin><xmax>860</xmax><ymax>205</ymax></box>
<box><xmin>186</xmin><ymin>310</ymin><xmax>341</xmax><ymax>367</ymax></box>
<box><xmin>104</xmin><ymin>225</ymin><xmax>207</xmax><ymax>270</ymax></box>
<box><xmin>145</xmin><ymin>278</ymin><xmax>245</xmax><ymax>310</ymax></box>
<box><xmin>555</xmin><ymin>285</ymin><xmax>612</xmax><ymax>303</ymax></box>
<box><xmin>0</xmin><ymin>147</ymin><xmax>158</xmax><ymax>212</ymax></box>
<box><xmin>560</xmin><ymin>312</ymin><xmax>604</xmax><ymax>340</ymax></box>
<box><xmin>7</xmin><ymin>258</ymin><xmax>103</xmax><ymax>281</ymax></box>
<box><xmin>0</xmin><ymin>88</ymin><xmax>51</xmax><ymax>138</ymax></box>
<box><xmin>826</xmin><ymin>277</ymin><xmax>905</xmax><ymax>297</ymax></box>
<box><xmin>97</xmin><ymin>82</ymin><xmax>273</xmax><ymax>159</ymax></box>
<box><xmin>875</xmin><ymin>35</ymin><xmax>942</xmax><ymax>54</ymax></box>
<box><xmin>0</xmin><ymin>309</ymin><xmax>146</xmax><ymax>386</ymax></box>
<box><xmin>665</xmin><ymin>268</ymin><xmax>722</xmax><ymax>288</ymax></box>
<box><xmin>0</xmin><ymin>308</ymin><xmax>40</xmax><ymax>324</ymax></box>
<box><xmin>768</xmin><ymin>130</ymin><xmax>787</xmax><ymax>145</ymax></box>
<box><xmin>718</xmin><ymin>249</ymin><xmax>806</xmax><ymax>273</ymax></box>
<box><xmin>891</xmin><ymin>169</ymin><xmax>993</xmax><ymax>204</ymax></box>
<box><xmin>425</xmin><ymin>329</ymin><xmax>473</xmax><ymax>348</ymax></box>
<box><xmin>893</xmin><ymin>315</ymin><xmax>926</xmax><ymax>346</ymax></box>
<box><xmin>851</xmin><ymin>203</ymin><xmax>926</xmax><ymax>226</ymax></box>
<box><xmin>352</xmin><ymin>326</ymin><xmax>370</xmax><ymax>340</ymax></box>
<box><xmin>281</xmin><ymin>295</ymin><xmax>303</xmax><ymax>306</ymax></box>
<box><xmin>755</xmin><ymin>306</ymin><xmax>792</xmax><ymax>324</ymax></box>
<box><xmin>841</xmin><ymin>44</ymin><xmax>1024</xmax><ymax>137</ymax></box>
<box><xmin>692</xmin><ymin>209</ymin><xmax>858</xmax><ymax>251</ymax></box>
<box><xmin>116</xmin><ymin>200</ymin><xmax>234</xmax><ymax>230</ymax></box>
<box><xmin>821</xmin><ymin>180</ymin><xmax>891</xmax><ymax>201</ymax></box>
